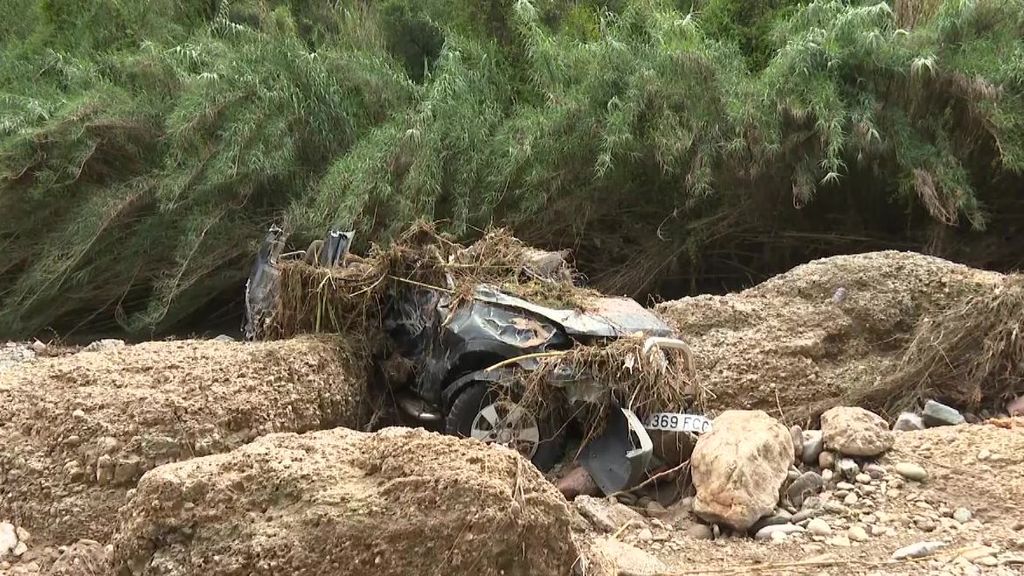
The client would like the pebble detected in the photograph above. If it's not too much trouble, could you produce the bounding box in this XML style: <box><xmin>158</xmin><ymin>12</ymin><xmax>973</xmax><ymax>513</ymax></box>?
<box><xmin>754</xmin><ymin>523</ymin><xmax>805</xmax><ymax>540</ymax></box>
<box><xmin>892</xmin><ymin>541</ymin><xmax>947</xmax><ymax>560</ymax></box>
<box><xmin>953</xmin><ymin>508</ymin><xmax>972</xmax><ymax>523</ymax></box>
<box><xmin>864</xmin><ymin>464</ymin><xmax>886</xmax><ymax>479</ymax></box>
<box><xmin>0</xmin><ymin>523</ymin><xmax>17</xmax><ymax>556</ymax></box>
<box><xmin>72</xmin><ymin>409</ymin><xmax>86</xmax><ymax>419</ymax></box>
<box><xmin>638</xmin><ymin>528</ymin><xmax>653</xmax><ymax>542</ymax></box>
<box><xmin>871</xmin><ymin>525</ymin><xmax>887</xmax><ymax>536</ymax></box>
<box><xmin>848</xmin><ymin>526</ymin><xmax>869</xmax><ymax>542</ymax></box>
<box><xmin>975</xmin><ymin>556</ymin><xmax>999</xmax><ymax>567</ymax></box>
<box><xmin>922</xmin><ymin>400</ymin><xmax>966</xmax><ymax>427</ymax></box>
<box><xmin>802</xmin><ymin>430</ymin><xmax>824</xmax><ymax>466</ymax></box>
<box><xmin>818</xmin><ymin>450</ymin><xmax>836</xmax><ymax>470</ymax></box>
<box><xmin>790</xmin><ymin>425</ymin><xmax>804</xmax><ymax>462</ymax></box>
<box><xmin>685</xmin><ymin>523</ymin><xmax>713</xmax><ymax>540</ymax></box>
<box><xmin>837</xmin><ymin>458</ymin><xmax>859</xmax><ymax>480</ymax></box>
<box><xmin>828</xmin><ymin>535</ymin><xmax>852</xmax><ymax>547</ymax></box>
<box><xmin>977</xmin><ymin>449</ymin><xmax>991</xmax><ymax>461</ymax></box>
<box><xmin>645</xmin><ymin>501</ymin><xmax>667</xmax><ymax>518</ymax></box>
<box><xmin>843</xmin><ymin>493</ymin><xmax>858</xmax><ymax>505</ymax></box>
<box><xmin>960</xmin><ymin>546</ymin><xmax>998</xmax><ymax>562</ymax></box>
<box><xmin>807</xmin><ymin>518</ymin><xmax>831</xmax><ymax>536</ymax></box>
<box><xmin>915</xmin><ymin>517</ymin><xmax>938</xmax><ymax>532</ymax></box>
<box><xmin>893</xmin><ymin>412</ymin><xmax>925</xmax><ymax>431</ymax></box>
<box><xmin>855</xmin><ymin>473</ymin><xmax>872</xmax><ymax>484</ymax></box>
<box><xmin>821</xmin><ymin>469</ymin><xmax>834</xmax><ymax>483</ymax></box>
<box><xmin>895</xmin><ymin>462</ymin><xmax>928</xmax><ymax>482</ymax></box>
<box><xmin>823</xmin><ymin>502</ymin><xmax>849</xmax><ymax>515</ymax></box>
<box><xmin>770</xmin><ymin>531</ymin><xmax>788</xmax><ymax>542</ymax></box>
<box><xmin>836</xmin><ymin>481</ymin><xmax>855</xmax><ymax>491</ymax></box>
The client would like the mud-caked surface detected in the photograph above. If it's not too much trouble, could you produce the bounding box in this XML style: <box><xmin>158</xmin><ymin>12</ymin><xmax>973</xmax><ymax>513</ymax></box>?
<box><xmin>657</xmin><ymin>251</ymin><xmax>1004</xmax><ymax>421</ymax></box>
<box><xmin>111</xmin><ymin>427</ymin><xmax>578</xmax><ymax>576</ymax></box>
<box><xmin>0</xmin><ymin>337</ymin><xmax>367</xmax><ymax>547</ymax></box>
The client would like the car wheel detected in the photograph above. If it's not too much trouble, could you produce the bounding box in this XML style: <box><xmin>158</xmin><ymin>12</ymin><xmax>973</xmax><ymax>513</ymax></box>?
<box><xmin>446</xmin><ymin>382</ymin><xmax>566</xmax><ymax>472</ymax></box>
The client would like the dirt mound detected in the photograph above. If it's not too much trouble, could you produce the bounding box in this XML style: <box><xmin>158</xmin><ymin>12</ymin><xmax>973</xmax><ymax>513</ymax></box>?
<box><xmin>111</xmin><ymin>427</ymin><xmax>579</xmax><ymax>576</ymax></box>
<box><xmin>657</xmin><ymin>251</ymin><xmax>1005</xmax><ymax>423</ymax></box>
<box><xmin>0</xmin><ymin>337</ymin><xmax>367</xmax><ymax>547</ymax></box>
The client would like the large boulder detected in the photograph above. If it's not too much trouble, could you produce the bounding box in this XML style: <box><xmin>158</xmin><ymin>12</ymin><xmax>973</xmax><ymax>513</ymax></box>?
<box><xmin>820</xmin><ymin>406</ymin><xmax>894</xmax><ymax>457</ymax></box>
<box><xmin>111</xmin><ymin>427</ymin><xmax>578</xmax><ymax>576</ymax></box>
<box><xmin>690</xmin><ymin>410</ymin><xmax>792</xmax><ymax>531</ymax></box>
<box><xmin>0</xmin><ymin>336</ymin><xmax>368</xmax><ymax>546</ymax></box>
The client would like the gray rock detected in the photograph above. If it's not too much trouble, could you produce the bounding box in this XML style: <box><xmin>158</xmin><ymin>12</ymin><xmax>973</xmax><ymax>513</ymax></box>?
<box><xmin>790</xmin><ymin>425</ymin><xmax>804</xmax><ymax>462</ymax></box>
<box><xmin>848</xmin><ymin>526</ymin><xmax>869</xmax><ymax>542</ymax></box>
<box><xmin>574</xmin><ymin>496</ymin><xmax>644</xmax><ymax>533</ymax></box>
<box><xmin>801</xmin><ymin>430</ymin><xmax>824</xmax><ymax>466</ymax></box>
<box><xmin>864</xmin><ymin>464</ymin><xmax>886</xmax><ymax>479</ymax></box>
<box><xmin>96</xmin><ymin>455</ymin><xmax>114</xmax><ymax>486</ymax></box>
<box><xmin>0</xmin><ymin>523</ymin><xmax>17</xmax><ymax>557</ymax></box>
<box><xmin>822</xmin><ymin>501</ymin><xmax>849</xmax><ymax>514</ymax></box>
<box><xmin>1008</xmin><ymin>395</ymin><xmax>1024</xmax><ymax>417</ymax></box>
<box><xmin>684</xmin><ymin>523</ymin><xmax>713</xmax><ymax>540</ymax></box>
<box><xmin>821</xmin><ymin>407</ymin><xmax>894</xmax><ymax>457</ymax></box>
<box><xmin>113</xmin><ymin>458</ymin><xmax>142</xmax><ymax>486</ymax></box>
<box><xmin>953</xmin><ymin>508</ymin><xmax>972</xmax><ymax>523</ymax></box>
<box><xmin>800</xmin><ymin>496</ymin><xmax>821</xmax><ymax>512</ymax></box>
<box><xmin>837</xmin><ymin>458</ymin><xmax>860</xmax><ymax>480</ymax></box>
<box><xmin>828</xmin><ymin>535</ymin><xmax>852</xmax><ymax>547</ymax></box>
<box><xmin>754</xmin><ymin>523</ymin><xmax>804</xmax><ymax>540</ymax></box>
<box><xmin>893</xmin><ymin>412</ymin><xmax>925</xmax><ymax>432</ymax></box>
<box><xmin>892</xmin><ymin>541</ymin><xmax>947</xmax><ymax>560</ymax></box>
<box><xmin>751</xmin><ymin>510</ymin><xmax>793</xmax><ymax>533</ymax></box>
<box><xmin>895</xmin><ymin>462</ymin><xmax>928</xmax><ymax>482</ymax></box>
<box><xmin>818</xmin><ymin>450</ymin><xmax>836</xmax><ymax>470</ymax></box>
<box><xmin>787</xmin><ymin>471</ymin><xmax>824</xmax><ymax>509</ymax></box>
<box><xmin>922</xmin><ymin>400</ymin><xmax>965</xmax><ymax>427</ymax></box>
<box><xmin>807</xmin><ymin>518</ymin><xmax>832</xmax><ymax>536</ymax></box>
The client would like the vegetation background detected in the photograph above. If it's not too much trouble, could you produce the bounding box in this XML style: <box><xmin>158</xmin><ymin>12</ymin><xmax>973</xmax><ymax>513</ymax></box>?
<box><xmin>1</xmin><ymin>0</ymin><xmax>1021</xmax><ymax>339</ymax></box>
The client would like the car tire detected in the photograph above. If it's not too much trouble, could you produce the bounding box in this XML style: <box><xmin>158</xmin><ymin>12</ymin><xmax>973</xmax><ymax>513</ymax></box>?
<box><xmin>446</xmin><ymin>382</ymin><xmax>566</xmax><ymax>472</ymax></box>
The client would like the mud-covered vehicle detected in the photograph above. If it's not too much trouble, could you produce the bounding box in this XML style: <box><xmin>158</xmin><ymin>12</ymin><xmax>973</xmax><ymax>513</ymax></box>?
<box><xmin>244</xmin><ymin>226</ymin><xmax>708</xmax><ymax>492</ymax></box>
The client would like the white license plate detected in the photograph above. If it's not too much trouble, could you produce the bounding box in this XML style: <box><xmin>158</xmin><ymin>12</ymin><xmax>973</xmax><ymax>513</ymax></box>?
<box><xmin>644</xmin><ymin>412</ymin><xmax>712</xmax><ymax>434</ymax></box>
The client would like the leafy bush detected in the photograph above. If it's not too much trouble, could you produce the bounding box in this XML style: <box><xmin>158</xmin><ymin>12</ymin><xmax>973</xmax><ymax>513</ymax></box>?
<box><xmin>1</xmin><ymin>0</ymin><xmax>1022</xmax><ymax>337</ymax></box>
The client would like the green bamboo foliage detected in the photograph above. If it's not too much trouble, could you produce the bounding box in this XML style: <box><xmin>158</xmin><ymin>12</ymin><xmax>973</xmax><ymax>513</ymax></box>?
<box><xmin>1</xmin><ymin>0</ymin><xmax>1022</xmax><ymax>337</ymax></box>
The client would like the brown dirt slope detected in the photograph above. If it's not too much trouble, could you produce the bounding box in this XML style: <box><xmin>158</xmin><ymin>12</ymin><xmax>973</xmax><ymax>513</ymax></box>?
<box><xmin>657</xmin><ymin>251</ymin><xmax>1004</xmax><ymax>424</ymax></box>
<box><xmin>0</xmin><ymin>336</ymin><xmax>367</xmax><ymax>547</ymax></box>
<box><xmin>111</xmin><ymin>426</ymin><xmax>579</xmax><ymax>576</ymax></box>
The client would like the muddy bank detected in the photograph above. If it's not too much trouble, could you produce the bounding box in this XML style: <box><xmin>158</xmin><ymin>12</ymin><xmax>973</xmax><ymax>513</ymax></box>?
<box><xmin>658</xmin><ymin>251</ymin><xmax>1006</xmax><ymax>423</ymax></box>
<box><xmin>0</xmin><ymin>337</ymin><xmax>367</xmax><ymax>546</ymax></box>
<box><xmin>112</xmin><ymin>427</ymin><xmax>578</xmax><ymax>576</ymax></box>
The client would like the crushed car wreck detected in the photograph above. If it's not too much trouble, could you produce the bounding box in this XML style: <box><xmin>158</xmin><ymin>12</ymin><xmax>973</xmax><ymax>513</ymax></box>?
<box><xmin>243</xmin><ymin>225</ymin><xmax>709</xmax><ymax>493</ymax></box>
